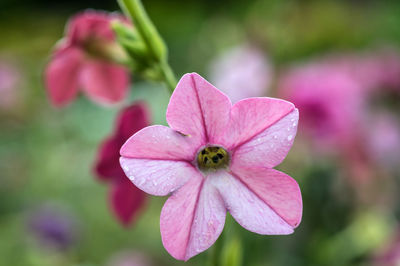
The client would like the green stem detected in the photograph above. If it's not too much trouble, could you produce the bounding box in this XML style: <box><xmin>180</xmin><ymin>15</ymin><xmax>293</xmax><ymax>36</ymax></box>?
<box><xmin>119</xmin><ymin>0</ymin><xmax>166</xmax><ymax>60</ymax></box>
<box><xmin>118</xmin><ymin>0</ymin><xmax>177</xmax><ymax>93</ymax></box>
<box><xmin>210</xmin><ymin>216</ymin><xmax>243</xmax><ymax>266</ymax></box>
<box><xmin>159</xmin><ymin>61</ymin><xmax>177</xmax><ymax>93</ymax></box>
<box><xmin>208</xmin><ymin>229</ymin><xmax>224</xmax><ymax>266</ymax></box>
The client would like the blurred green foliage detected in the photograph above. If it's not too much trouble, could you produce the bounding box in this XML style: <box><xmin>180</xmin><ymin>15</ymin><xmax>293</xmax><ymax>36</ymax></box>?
<box><xmin>1</xmin><ymin>0</ymin><xmax>400</xmax><ymax>265</ymax></box>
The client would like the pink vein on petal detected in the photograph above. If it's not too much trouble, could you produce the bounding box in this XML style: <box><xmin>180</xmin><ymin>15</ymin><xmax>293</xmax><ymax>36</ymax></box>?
<box><xmin>228</xmin><ymin>169</ymin><xmax>301</xmax><ymax>228</ymax></box>
<box><xmin>190</xmin><ymin>74</ymin><xmax>209</xmax><ymax>142</ymax></box>
<box><xmin>224</xmin><ymin>97</ymin><xmax>295</xmax><ymax>150</ymax></box>
<box><xmin>160</xmin><ymin>175</ymin><xmax>226</xmax><ymax>261</ymax></box>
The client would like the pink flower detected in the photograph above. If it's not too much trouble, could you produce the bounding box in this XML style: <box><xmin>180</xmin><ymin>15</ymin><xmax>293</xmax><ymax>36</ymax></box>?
<box><xmin>95</xmin><ymin>103</ymin><xmax>149</xmax><ymax>227</ymax></box>
<box><xmin>208</xmin><ymin>45</ymin><xmax>273</xmax><ymax>103</ymax></box>
<box><xmin>45</xmin><ymin>11</ymin><xmax>130</xmax><ymax>107</ymax></box>
<box><xmin>120</xmin><ymin>73</ymin><xmax>302</xmax><ymax>260</ymax></box>
<box><xmin>278</xmin><ymin>62</ymin><xmax>364</xmax><ymax>151</ymax></box>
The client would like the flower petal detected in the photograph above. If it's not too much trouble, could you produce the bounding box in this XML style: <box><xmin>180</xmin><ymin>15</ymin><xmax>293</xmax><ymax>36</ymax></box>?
<box><xmin>166</xmin><ymin>73</ymin><xmax>231</xmax><ymax>146</ymax></box>
<box><xmin>210</xmin><ymin>170</ymin><xmax>296</xmax><ymax>234</ymax></box>
<box><xmin>116</xmin><ymin>102</ymin><xmax>150</xmax><ymax>141</ymax></box>
<box><xmin>67</xmin><ymin>11</ymin><xmax>117</xmax><ymax>45</ymax></box>
<box><xmin>45</xmin><ymin>47</ymin><xmax>83</xmax><ymax>107</ymax></box>
<box><xmin>120</xmin><ymin>157</ymin><xmax>198</xmax><ymax>196</ymax></box>
<box><xmin>230</xmin><ymin>167</ymin><xmax>302</xmax><ymax>228</ymax></box>
<box><xmin>221</xmin><ymin>97</ymin><xmax>295</xmax><ymax>149</ymax></box>
<box><xmin>120</xmin><ymin>125</ymin><xmax>199</xmax><ymax>161</ymax></box>
<box><xmin>80</xmin><ymin>60</ymin><xmax>129</xmax><ymax>105</ymax></box>
<box><xmin>160</xmin><ymin>176</ymin><xmax>226</xmax><ymax>261</ymax></box>
<box><xmin>94</xmin><ymin>136</ymin><xmax>124</xmax><ymax>181</ymax></box>
<box><xmin>110</xmin><ymin>177</ymin><xmax>146</xmax><ymax>227</ymax></box>
<box><xmin>232</xmin><ymin>108</ymin><xmax>299</xmax><ymax>169</ymax></box>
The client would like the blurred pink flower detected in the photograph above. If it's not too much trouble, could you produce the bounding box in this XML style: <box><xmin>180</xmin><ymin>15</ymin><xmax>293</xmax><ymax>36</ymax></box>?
<box><xmin>208</xmin><ymin>45</ymin><xmax>272</xmax><ymax>103</ymax></box>
<box><xmin>319</xmin><ymin>48</ymin><xmax>400</xmax><ymax>92</ymax></box>
<box><xmin>278</xmin><ymin>62</ymin><xmax>365</xmax><ymax>150</ymax></box>
<box><xmin>95</xmin><ymin>102</ymin><xmax>149</xmax><ymax>227</ymax></box>
<box><xmin>366</xmin><ymin>112</ymin><xmax>400</xmax><ymax>169</ymax></box>
<box><xmin>45</xmin><ymin>11</ymin><xmax>130</xmax><ymax>107</ymax></box>
<box><xmin>367</xmin><ymin>48</ymin><xmax>400</xmax><ymax>90</ymax></box>
<box><xmin>373</xmin><ymin>231</ymin><xmax>400</xmax><ymax>266</ymax></box>
<box><xmin>120</xmin><ymin>73</ymin><xmax>302</xmax><ymax>260</ymax></box>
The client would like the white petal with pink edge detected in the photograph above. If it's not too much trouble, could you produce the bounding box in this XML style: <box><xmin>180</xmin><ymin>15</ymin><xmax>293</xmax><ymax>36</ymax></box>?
<box><xmin>210</xmin><ymin>170</ymin><xmax>298</xmax><ymax>235</ymax></box>
<box><xmin>120</xmin><ymin>158</ymin><xmax>197</xmax><ymax>196</ymax></box>
<box><xmin>229</xmin><ymin>167</ymin><xmax>302</xmax><ymax>228</ymax></box>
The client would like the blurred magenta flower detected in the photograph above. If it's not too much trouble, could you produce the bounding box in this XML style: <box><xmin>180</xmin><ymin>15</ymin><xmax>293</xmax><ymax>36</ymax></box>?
<box><xmin>278</xmin><ymin>62</ymin><xmax>364</xmax><ymax>150</ymax></box>
<box><xmin>208</xmin><ymin>45</ymin><xmax>272</xmax><ymax>103</ymax></box>
<box><xmin>95</xmin><ymin>102</ymin><xmax>149</xmax><ymax>227</ymax></box>
<box><xmin>120</xmin><ymin>73</ymin><xmax>302</xmax><ymax>260</ymax></box>
<box><xmin>27</xmin><ymin>204</ymin><xmax>80</xmax><ymax>251</ymax></box>
<box><xmin>45</xmin><ymin>11</ymin><xmax>130</xmax><ymax>107</ymax></box>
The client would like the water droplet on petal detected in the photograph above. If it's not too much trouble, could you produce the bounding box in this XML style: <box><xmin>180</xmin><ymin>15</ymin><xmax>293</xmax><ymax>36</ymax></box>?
<box><xmin>287</xmin><ymin>135</ymin><xmax>293</xmax><ymax>141</ymax></box>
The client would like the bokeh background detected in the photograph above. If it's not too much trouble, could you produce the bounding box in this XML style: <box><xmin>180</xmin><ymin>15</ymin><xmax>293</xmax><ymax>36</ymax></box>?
<box><xmin>1</xmin><ymin>0</ymin><xmax>400</xmax><ymax>265</ymax></box>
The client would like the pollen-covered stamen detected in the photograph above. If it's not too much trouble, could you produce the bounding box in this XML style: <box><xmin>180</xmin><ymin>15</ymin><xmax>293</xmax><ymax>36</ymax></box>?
<box><xmin>197</xmin><ymin>146</ymin><xmax>229</xmax><ymax>171</ymax></box>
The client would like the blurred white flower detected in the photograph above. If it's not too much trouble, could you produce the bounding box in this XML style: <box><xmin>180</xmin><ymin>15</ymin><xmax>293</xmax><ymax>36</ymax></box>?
<box><xmin>208</xmin><ymin>45</ymin><xmax>272</xmax><ymax>103</ymax></box>
<box><xmin>367</xmin><ymin>112</ymin><xmax>400</xmax><ymax>169</ymax></box>
<box><xmin>0</xmin><ymin>61</ymin><xmax>23</xmax><ymax>110</ymax></box>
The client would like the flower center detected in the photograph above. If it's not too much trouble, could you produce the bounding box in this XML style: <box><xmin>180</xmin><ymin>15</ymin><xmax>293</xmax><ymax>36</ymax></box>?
<box><xmin>197</xmin><ymin>146</ymin><xmax>229</xmax><ymax>171</ymax></box>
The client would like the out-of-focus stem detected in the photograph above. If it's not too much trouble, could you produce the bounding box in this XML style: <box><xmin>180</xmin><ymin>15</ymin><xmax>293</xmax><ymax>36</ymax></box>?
<box><xmin>159</xmin><ymin>61</ymin><xmax>177</xmax><ymax>94</ymax></box>
<box><xmin>119</xmin><ymin>0</ymin><xmax>166</xmax><ymax>60</ymax></box>
<box><xmin>208</xmin><ymin>229</ymin><xmax>224</xmax><ymax>266</ymax></box>
<box><xmin>209</xmin><ymin>217</ymin><xmax>243</xmax><ymax>266</ymax></box>
<box><xmin>118</xmin><ymin>0</ymin><xmax>177</xmax><ymax>93</ymax></box>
